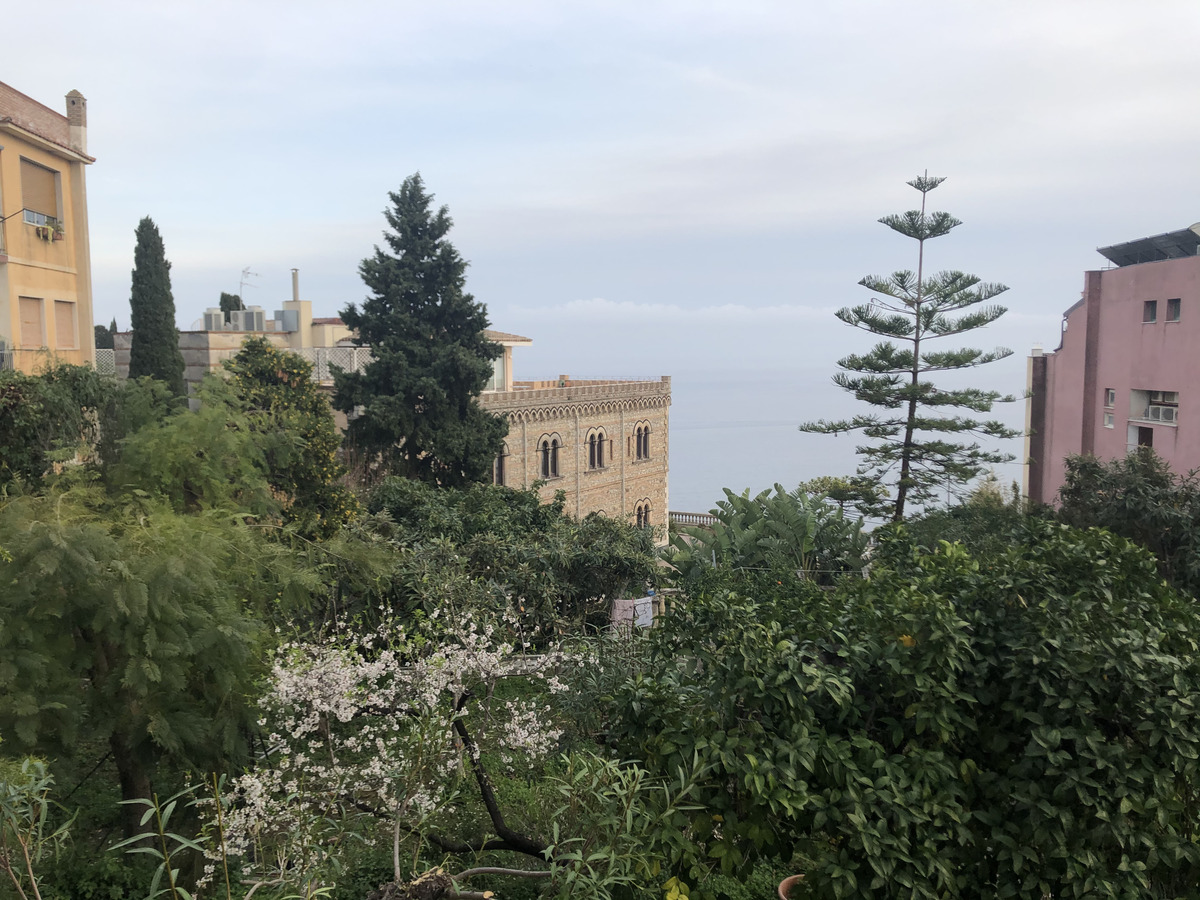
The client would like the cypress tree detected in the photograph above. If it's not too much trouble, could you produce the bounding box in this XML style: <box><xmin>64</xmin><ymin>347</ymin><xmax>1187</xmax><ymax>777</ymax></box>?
<box><xmin>128</xmin><ymin>217</ymin><xmax>185</xmax><ymax>396</ymax></box>
<box><xmin>219</xmin><ymin>291</ymin><xmax>244</xmax><ymax>323</ymax></box>
<box><xmin>800</xmin><ymin>174</ymin><xmax>1018</xmax><ymax>520</ymax></box>
<box><xmin>333</xmin><ymin>173</ymin><xmax>506</xmax><ymax>486</ymax></box>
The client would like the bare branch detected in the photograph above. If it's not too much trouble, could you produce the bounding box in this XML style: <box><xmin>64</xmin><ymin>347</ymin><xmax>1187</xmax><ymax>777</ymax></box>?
<box><xmin>452</xmin><ymin>866</ymin><xmax>551</xmax><ymax>881</ymax></box>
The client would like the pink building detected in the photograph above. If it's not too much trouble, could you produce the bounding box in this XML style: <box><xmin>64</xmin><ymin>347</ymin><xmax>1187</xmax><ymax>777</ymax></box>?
<box><xmin>1025</xmin><ymin>224</ymin><xmax>1200</xmax><ymax>504</ymax></box>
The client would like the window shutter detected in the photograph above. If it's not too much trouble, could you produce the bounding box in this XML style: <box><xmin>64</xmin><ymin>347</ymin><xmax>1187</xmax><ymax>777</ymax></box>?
<box><xmin>54</xmin><ymin>300</ymin><xmax>77</xmax><ymax>349</ymax></box>
<box><xmin>21</xmin><ymin>160</ymin><xmax>58</xmax><ymax>217</ymax></box>
<box><xmin>19</xmin><ymin>297</ymin><xmax>44</xmax><ymax>347</ymax></box>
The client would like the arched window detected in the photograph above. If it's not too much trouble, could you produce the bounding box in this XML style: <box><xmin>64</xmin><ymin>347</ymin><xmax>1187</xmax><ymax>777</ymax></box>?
<box><xmin>634</xmin><ymin>422</ymin><xmax>652</xmax><ymax>460</ymax></box>
<box><xmin>587</xmin><ymin>428</ymin><xmax>607</xmax><ymax>470</ymax></box>
<box><xmin>494</xmin><ymin>442</ymin><xmax>508</xmax><ymax>486</ymax></box>
<box><xmin>635</xmin><ymin>500</ymin><xmax>652</xmax><ymax>528</ymax></box>
<box><xmin>539</xmin><ymin>434</ymin><xmax>561</xmax><ymax>478</ymax></box>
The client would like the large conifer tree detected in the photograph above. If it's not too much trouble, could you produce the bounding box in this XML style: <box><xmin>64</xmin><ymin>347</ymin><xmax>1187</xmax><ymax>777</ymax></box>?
<box><xmin>333</xmin><ymin>174</ymin><xmax>506</xmax><ymax>486</ymax></box>
<box><xmin>127</xmin><ymin>217</ymin><xmax>185</xmax><ymax>396</ymax></box>
<box><xmin>800</xmin><ymin>174</ymin><xmax>1018</xmax><ymax>520</ymax></box>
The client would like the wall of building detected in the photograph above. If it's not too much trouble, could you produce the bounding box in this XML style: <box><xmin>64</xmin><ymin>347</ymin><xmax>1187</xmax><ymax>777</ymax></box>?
<box><xmin>310</xmin><ymin>318</ymin><xmax>352</xmax><ymax>348</ymax></box>
<box><xmin>114</xmin><ymin>330</ymin><xmax>290</xmax><ymax>389</ymax></box>
<box><xmin>480</xmin><ymin>378</ymin><xmax>671</xmax><ymax>533</ymax></box>
<box><xmin>1029</xmin><ymin>255</ymin><xmax>1200</xmax><ymax>503</ymax></box>
<box><xmin>0</xmin><ymin>124</ymin><xmax>94</xmax><ymax>371</ymax></box>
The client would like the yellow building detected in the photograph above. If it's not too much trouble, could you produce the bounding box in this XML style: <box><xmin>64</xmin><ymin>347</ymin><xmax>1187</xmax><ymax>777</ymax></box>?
<box><xmin>0</xmin><ymin>82</ymin><xmax>95</xmax><ymax>372</ymax></box>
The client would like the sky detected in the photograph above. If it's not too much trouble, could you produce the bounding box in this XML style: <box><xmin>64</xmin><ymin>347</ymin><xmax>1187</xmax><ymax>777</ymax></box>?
<box><xmin>7</xmin><ymin>0</ymin><xmax>1200</xmax><ymax>510</ymax></box>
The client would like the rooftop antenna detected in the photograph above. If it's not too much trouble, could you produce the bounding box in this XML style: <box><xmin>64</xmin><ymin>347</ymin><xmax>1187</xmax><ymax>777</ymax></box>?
<box><xmin>239</xmin><ymin>266</ymin><xmax>260</xmax><ymax>299</ymax></box>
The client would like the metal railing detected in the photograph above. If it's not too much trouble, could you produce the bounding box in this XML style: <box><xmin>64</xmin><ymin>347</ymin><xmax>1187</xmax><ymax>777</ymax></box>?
<box><xmin>292</xmin><ymin>347</ymin><xmax>373</xmax><ymax>382</ymax></box>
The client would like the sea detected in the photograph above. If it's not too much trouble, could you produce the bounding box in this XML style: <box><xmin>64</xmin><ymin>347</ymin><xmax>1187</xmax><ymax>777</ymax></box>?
<box><xmin>666</xmin><ymin>365</ymin><xmax>1027</xmax><ymax>515</ymax></box>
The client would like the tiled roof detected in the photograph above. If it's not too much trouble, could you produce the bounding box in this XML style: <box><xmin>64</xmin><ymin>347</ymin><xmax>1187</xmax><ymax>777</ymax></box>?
<box><xmin>485</xmin><ymin>329</ymin><xmax>532</xmax><ymax>344</ymax></box>
<box><xmin>0</xmin><ymin>82</ymin><xmax>91</xmax><ymax>161</ymax></box>
<box><xmin>312</xmin><ymin>317</ymin><xmax>344</xmax><ymax>325</ymax></box>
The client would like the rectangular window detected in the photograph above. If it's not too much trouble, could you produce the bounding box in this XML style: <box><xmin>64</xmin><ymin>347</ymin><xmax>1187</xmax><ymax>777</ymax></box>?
<box><xmin>1167</xmin><ymin>298</ymin><xmax>1181</xmax><ymax>322</ymax></box>
<box><xmin>20</xmin><ymin>159</ymin><xmax>59</xmax><ymax>226</ymax></box>
<box><xmin>485</xmin><ymin>354</ymin><xmax>506</xmax><ymax>392</ymax></box>
<box><xmin>1104</xmin><ymin>412</ymin><xmax>1114</xmax><ymax>428</ymax></box>
<box><xmin>1143</xmin><ymin>300</ymin><xmax>1158</xmax><ymax>323</ymax></box>
<box><xmin>54</xmin><ymin>300</ymin><xmax>77</xmax><ymax>349</ymax></box>
<box><xmin>18</xmin><ymin>297</ymin><xmax>44</xmax><ymax>347</ymax></box>
<box><xmin>1104</xmin><ymin>388</ymin><xmax>1116</xmax><ymax>408</ymax></box>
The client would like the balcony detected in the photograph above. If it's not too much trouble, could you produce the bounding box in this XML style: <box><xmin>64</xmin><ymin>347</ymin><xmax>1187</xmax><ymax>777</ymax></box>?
<box><xmin>1130</xmin><ymin>405</ymin><xmax>1178</xmax><ymax>426</ymax></box>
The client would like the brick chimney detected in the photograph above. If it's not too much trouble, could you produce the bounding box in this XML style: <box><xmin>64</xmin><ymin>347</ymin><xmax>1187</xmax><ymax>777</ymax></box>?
<box><xmin>66</xmin><ymin>90</ymin><xmax>87</xmax><ymax>154</ymax></box>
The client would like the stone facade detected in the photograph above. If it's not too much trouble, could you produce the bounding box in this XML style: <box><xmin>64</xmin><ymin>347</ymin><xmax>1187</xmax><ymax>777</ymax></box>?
<box><xmin>114</xmin><ymin>329</ymin><xmax>291</xmax><ymax>387</ymax></box>
<box><xmin>112</xmin><ymin>306</ymin><xmax>672</xmax><ymax>532</ymax></box>
<box><xmin>480</xmin><ymin>376</ymin><xmax>671</xmax><ymax>534</ymax></box>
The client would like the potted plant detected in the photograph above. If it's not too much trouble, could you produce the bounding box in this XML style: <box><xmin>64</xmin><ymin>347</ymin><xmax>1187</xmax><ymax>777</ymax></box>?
<box><xmin>51</xmin><ymin>223</ymin><xmax>65</xmax><ymax>241</ymax></box>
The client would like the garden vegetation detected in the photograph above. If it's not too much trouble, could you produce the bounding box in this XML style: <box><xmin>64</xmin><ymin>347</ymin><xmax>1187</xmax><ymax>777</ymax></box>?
<box><xmin>3</xmin><ymin>186</ymin><xmax>1199</xmax><ymax>898</ymax></box>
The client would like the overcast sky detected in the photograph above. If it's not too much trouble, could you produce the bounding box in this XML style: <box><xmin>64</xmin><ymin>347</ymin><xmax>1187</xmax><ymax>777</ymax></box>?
<box><xmin>8</xmin><ymin>1</ymin><xmax>1200</xmax><ymax>508</ymax></box>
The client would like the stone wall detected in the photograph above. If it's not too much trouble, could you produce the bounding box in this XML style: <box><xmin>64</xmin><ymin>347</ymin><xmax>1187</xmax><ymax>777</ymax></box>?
<box><xmin>480</xmin><ymin>378</ymin><xmax>671</xmax><ymax>536</ymax></box>
<box><xmin>114</xmin><ymin>330</ymin><xmax>290</xmax><ymax>390</ymax></box>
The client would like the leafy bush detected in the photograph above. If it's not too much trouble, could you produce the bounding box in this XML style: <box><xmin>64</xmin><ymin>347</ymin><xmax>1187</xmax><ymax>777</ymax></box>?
<box><xmin>1058</xmin><ymin>447</ymin><xmax>1200</xmax><ymax>596</ymax></box>
<box><xmin>0</xmin><ymin>755</ymin><xmax>72</xmax><ymax>898</ymax></box>
<box><xmin>0</xmin><ymin>487</ymin><xmax>320</xmax><ymax>836</ymax></box>
<box><xmin>901</xmin><ymin>471</ymin><xmax>1044</xmax><ymax>559</ymax></box>
<box><xmin>609</xmin><ymin>519</ymin><xmax>1200</xmax><ymax>899</ymax></box>
<box><xmin>224</xmin><ymin>336</ymin><xmax>358</xmax><ymax>537</ymax></box>
<box><xmin>0</xmin><ymin>364</ymin><xmax>113</xmax><ymax>488</ymax></box>
<box><xmin>370</xmin><ymin>478</ymin><xmax>658</xmax><ymax>636</ymax></box>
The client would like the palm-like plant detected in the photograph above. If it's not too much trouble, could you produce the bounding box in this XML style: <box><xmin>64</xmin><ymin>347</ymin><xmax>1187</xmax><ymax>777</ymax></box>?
<box><xmin>664</xmin><ymin>484</ymin><xmax>867</xmax><ymax>583</ymax></box>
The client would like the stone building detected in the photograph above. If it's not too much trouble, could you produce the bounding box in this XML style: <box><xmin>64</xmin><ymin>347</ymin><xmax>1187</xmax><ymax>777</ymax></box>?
<box><xmin>113</xmin><ymin>272</ymin><xmax>365</xmax><ymax>391</ymax></box>
<box><xmin>1025</xmin><ymin>224</ymin><xmax>1200</xmax><ymax>504</ymax></box>
<box><xmin>479</xmin><ymin>358</ymin><xmax>671</xmax><ymax>532</ymax></box>
<box><xmin>112</xmin><ymin>293</ymin><xmax>671</xmax><ymax>530</ymax></box>
<box><xmin>0</xmin><ymin>82</ymin><xmax>96</xmax><ymax>372</ymax></box>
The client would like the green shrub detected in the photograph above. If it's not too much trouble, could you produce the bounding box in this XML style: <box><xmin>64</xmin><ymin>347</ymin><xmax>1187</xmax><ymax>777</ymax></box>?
<box><xmin>610</xmin><ymin>519</ymin><xmax>1200</xmax><ymax>898</ymax></box>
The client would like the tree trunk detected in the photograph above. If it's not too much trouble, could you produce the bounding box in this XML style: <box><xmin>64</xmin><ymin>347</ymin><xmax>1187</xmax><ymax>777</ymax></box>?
<box><xmin>110</xmin><ymin>731</ymin><xmax>153</xmax><ymax>841</ymax></box>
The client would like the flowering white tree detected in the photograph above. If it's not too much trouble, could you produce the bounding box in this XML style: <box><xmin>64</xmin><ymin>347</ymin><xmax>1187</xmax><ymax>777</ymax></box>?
<box><xmin>111</xmin><ymin>618</ymin><xmax>703</xmax><ymax>900</ymax></box>
<box><xmin>210</xmin><ymin>614</ymin><xmax>568</xmax><ymax>898</ymax></box>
